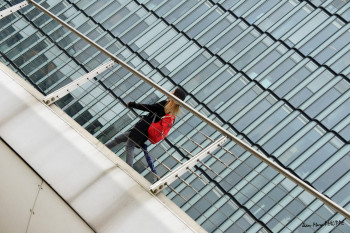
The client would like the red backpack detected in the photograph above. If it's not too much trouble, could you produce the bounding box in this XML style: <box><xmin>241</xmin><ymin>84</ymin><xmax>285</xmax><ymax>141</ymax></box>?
<box><xmin>148</xmin><ymin>114</ymin><xmax>175</xmax><ymax>144</ymax></box>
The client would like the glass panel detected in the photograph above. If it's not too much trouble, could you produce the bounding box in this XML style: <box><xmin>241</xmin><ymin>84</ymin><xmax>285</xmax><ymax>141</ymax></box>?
<box><xmin>186</xmin><ymin>8</ymin><xmax>223</xmax><ymax>38</ymax></box>
<box><xmin>165</xmin><ymin>0</ymin><xmax>198</xmax><ymax>24</ymax></box>
<box><xmin>202</xmin><ymin>199</ymin><xmax>237</xmax><ymax>232</ymax></box>
<box><xmin>250</xmin><ymin>184</ymin><xmax>288</xmax><ymax>219</ymax></box>
<box><xmin>100</xmin><ymin>2</ymin><xmax>137</xmax><ymax>29</ymax></box>
<box><xmin>208</xmin><ymin>21</ymin><xmax>247</xmax><ymax>54</ymax></box>
<box><xmin>314</xmin><ymin>29</ymin><xmax>350</xmax><ymax>64</ymax></box>
<box><xmin>341</xmin><ymin>7</ymin><xmax>350</xmax><ymax>21</ymax></box>
<box><xmin>326</xmin><ymin>0</ymin><xmax>348</xmax><ymax>13</ymax></box>
<box><xmin>289</xmin><ymin>70</ymin><xmax>333</xmax><ymax>107</ymax></box>
<box><xmin>263</xmin><ymin>116</ymin><xmax>306</xmax><ymax>154</ymax></box>
<box><xmin>207</xmin><ymin>77</ymin><xmax>247</xmax><ymax>110</ymax></box>
<box><xmin>248</xmin><ymin>106</ymin><xmax>290</xmax><ymax>143</ymax></box>
<box><xmin>273</xmin><ymin>62</ymin><xmax>316</xmax><ymax>98</ymax></box>
<box><xmin>220</xmin><ymin>156</ymin><xmax>262</xmax><ymax>191</ymax></box>
<box><xmin>279</xmin><ymin>127</ymin><xmax>322</xmax><ymax>166</ymax></box>
<box><xmin>233</xmin><ymin>98</ymin><xmax>273</xmax><ymax>131</ymax></box>
<box><xmin>142</xmin><ymin>29</ymin><xmax>178</xmax><ymax>58</ymax></box>
<box><xmin>232</xmin><ymin>0</ymin><xmax>257</xmax><ymax>17</ymax></box>
<box><xmin>145</xmin><ymin>0</ymin><xmax>167</xmax><ymax>10</ymax></box>
<box><xmin>313</xmin><ymin>154</ymin><xmax>350</xmax><ymax>192</ymax></box>
<box><xmin>162</xmin><ymin>43</ymin><xmax>200</xmax><ymax>75</ymax></box>
<box><xmin>331</xmin><ymin>51</ymin><xmax>350</xmax><ymax>73</ymax></box>
<box><xmin>286</xmin><ymin>11</ymin><xmax>328</xmax><ymax>46</ymax></box>
<box><xmin>246</xmin><ymin>0</ymin><xmax>280</xmax><ymax>24</ymax></box>
<box><xmin>121</xmin><ymin>15</ymin><xmax>158</xmax><ymax>44</ymax></box>
<box><xmin>295</xmin><ymin>140</ymin><xmax>338</xmax><ymax>179</ymax></box>
<box><xmin>221</xmin><ymin>29</ymin><xmax>260</xmax><ymax>62</ymax></box>
<box><xmin>195</xmin><ymin>67</ymin><xmax>235</xmax><ymax>102</ymax></box>
<box><xmin>175</xmin><ymin>3</ymin><xmax>211</xmax><ymax>31</ymax></box>
<box><xmin>246</xmin><ymin>43</ymin><xmax>285</xmax><ymax>79</ymax></box>
<box><xmin>235</xmin><ymin>167</ymin><xmax>276</xmax><ymax>203</ymax></box>
<box><xmin>183</xmin><ymin>59</ymin><xmax>223</xmax><ymax>92</ymax></box>
<box><xmin>111</xmin><ymin>8</ymin><xmax>147</xmax><ymax>35</ymax></box>
<box><xmin>155</xmin><ymin>0</ymin><xmax>180</xmax><ymax>17</ymax></box>
<box><xmin>332</xmin><ymin>181</ymin><xmax>350</xmax><ymax>206</ymax></box>
<box><xmin>234</xmin><ymin>37</ymin><xmax>274</xmax><ymax>71</ymax></box>
<box><xmin>220</xmin><ymin>87</ymin><xmax>261</xmax><ymax>121</ymax></box>
<box><xmin>258</xmin><ymin>1</ymin><xmax>295</xmax><ymax>31</ymax></box>
<box><xmin>171</xmin><ymin>51</ymin><xmax>210</xmax><ymax>83</ymax></box>
<box><xmin>85</xmin><ymin>0</ymin><xmax>126</xmax><ymax>15</ymax></box>
<box><xmin>299</xmin><ymin>19</ymin><xmax>343</xmax><ymax>55</ymax></box>
<box><xmin>340</xmin><ymin>123</ymin><xmax>350</xmax><ymax>141</ymax></box>
<box><xmin>260</xmin><ymin>53</ymin><xmax>301</xmax><ymax>88</ymax></box>
<box><xmin>304</xmin><ymin>88</ymin><xmax>341</xmax><ymax>118</ymax></box>
<box><xmin>271</xmin><ymin>4</ymin><xmax>312</xmax><ymax>39</ymax></box>
<box><xmin>220</xmin><ymin>0</ymin><xmax>241</xmax><ymax>10</ymax></box>
<box><xmin>309</xmin><ymin>0</ymin><xmax>327</xmax><ymax>7</ymax></box>
<box><xmin>131</xmin><ymin>22</ymin><xmax>167</xmax><ymax>50</ymax></box>
<box><xmin>197</xmin><ymin>14</ymin><xmax>236</xmax><ymax>46</ymax></box>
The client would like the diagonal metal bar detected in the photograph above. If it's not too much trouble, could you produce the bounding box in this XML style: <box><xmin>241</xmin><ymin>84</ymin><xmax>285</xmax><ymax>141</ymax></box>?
<box><xmin>43</xmin><ymin>60</ymin><xmax>115</xmax><ymax>105</ymax></box>
<box><xmin>28</xmin><ymin>0</ymin><xmax>350</xmax><ymax>220</ymax></box>
<box><xmin>150</xmin><ymin>136</ymin><xmax>227</xmax><ymax>194</ymax></box>
<box><xmin>0</xmin><ymin>1</ymin><xmax>28</xmax><ymax>19</ymax></box>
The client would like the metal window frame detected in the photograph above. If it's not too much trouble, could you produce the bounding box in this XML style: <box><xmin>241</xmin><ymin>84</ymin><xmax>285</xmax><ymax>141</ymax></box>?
<box><xmin>5</xmin><ymin>0</ymin><xmax>348</xmax><ymax>220</ymax></box>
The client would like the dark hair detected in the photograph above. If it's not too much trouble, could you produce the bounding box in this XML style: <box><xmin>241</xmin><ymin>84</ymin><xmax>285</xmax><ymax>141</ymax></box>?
<box><xmin>165</xmin><ymin>88</ymin><xmax>187</xmax><ymax>115</ymax></box>
<box><xmin>173</xmin><ymin>87</ymin><xmax>187</xmax><ymax>101</ymax></box>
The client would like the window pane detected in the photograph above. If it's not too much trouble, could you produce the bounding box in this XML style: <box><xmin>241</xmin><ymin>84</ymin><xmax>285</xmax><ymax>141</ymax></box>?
<box><xmin>175</xmin><ymin>3</ymin><xmax>211</xmax><ymax>31</ymax></box>
<box><xmin>246</xmin><ymin>0</ymin><xmax>280</xmax><ymax>24</ymax></box>
<box><xmin>314</xmin><ymin>29</ymin><xmax>350</xmax><ymax>64</ymax></box>
<box><xmin>274</xmin><ymin>63</ymin><xmax>315</xmax><ymax>98</ymax></box>
<box><xmin>234</xmin><ymin>37</ymin><xmax>274</xmax><ymax>71</ymax></box>
<box><xmin>186</xmin><ymin>8</ymin><xmax>223</xmax><ymax>38</ymax></box>
<box><xmin>197</xmin><ymin>14</ymin><xmax>235</xmax><ymax>46</ymax></box>
<box><xmin>271</xmin><ymin>4</ymin><xmax>312</xmax><ymax>39</ymax></box>
<box><xmin>248</xmin><ymin>106</ymin><xmax>290</xmax><ymax>142</ymax></box>
<box><xmin>263</xmin><ymin>116</ymin><xmax>306</xmax><ymax>154</ymax></box>
<box><xmin>279</xmin><ymin>127</ymin><xmax>322</xmax><ymax>166</ymax></box>
<box><xmin>299</xmin><ymin>19</ymin><xmax>343</xmax><ymax>55</ymax></box>
<box><xmin>221</xmin><ymin>29</ymin><xmax>260</xmax><ymax>62</ymax></box>
<box><xmin>258</xmin><ymin>1</ymin><xmax>295</xmax><ymax>31</ymax></box>
<box><xmin>295</xmin><ymin>140</ymin><xmax>338</xmax><ymax>179</ymax></box>
<box><xmin>260</xmin><ymin>53</ymin><xmax>301</xmax><ymax>88</ymax></box>
<box><xmin>208</xmin><ymin>21</ymin><xmax>247</xmax><ymax>54</ymax></box>
<box><xmin>286</xmin><ymin>11</ymin><xmax>328</xmax><ymax>46</ymax></box>
<box><xmin>313</xmin><ymin>154</ymin><xmax>350</xmax><ymax>192</ymax></box>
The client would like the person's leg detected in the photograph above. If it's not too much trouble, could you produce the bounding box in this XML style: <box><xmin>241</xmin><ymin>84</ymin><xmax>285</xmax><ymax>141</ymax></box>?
<box><xmin>125</xmin><ymin>138</ymin><xmax>136</xmax><ymax>167</ymax></box>
<box><xmin>106</xmin><ymin>132</ymin><xmax>136</xmax><ymax>167</ymax></box>
<box><xmin>105</xmin><ymin>132</ymin><xmax>129</xmax><ymax>149</ymax></box>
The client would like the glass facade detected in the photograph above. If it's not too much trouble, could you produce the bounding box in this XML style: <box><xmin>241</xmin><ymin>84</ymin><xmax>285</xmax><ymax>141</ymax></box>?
<box><xmin>1</xmin><ymin>0</ymin><xmax>350</xmax><ymax>232</ymax></box>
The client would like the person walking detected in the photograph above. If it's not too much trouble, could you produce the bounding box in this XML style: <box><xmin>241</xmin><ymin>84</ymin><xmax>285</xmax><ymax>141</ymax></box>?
<box><xmin>106</xmin><ymin>88</ymin><xmax>187</xmax><ymax>168</ymax></box>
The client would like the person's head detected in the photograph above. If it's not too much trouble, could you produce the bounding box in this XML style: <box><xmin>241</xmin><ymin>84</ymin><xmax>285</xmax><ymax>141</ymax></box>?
<box><xmin>165</xmin><ymin>87</ymin><xmax>187</xmax><ymax>116</ymax></box>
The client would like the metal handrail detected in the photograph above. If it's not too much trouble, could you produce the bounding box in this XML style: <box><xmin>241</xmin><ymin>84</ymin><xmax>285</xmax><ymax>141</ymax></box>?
<box><xmin>23</xmin><ymin>0</ymin><xmax>350</xmax><ymax>220</ymax></box>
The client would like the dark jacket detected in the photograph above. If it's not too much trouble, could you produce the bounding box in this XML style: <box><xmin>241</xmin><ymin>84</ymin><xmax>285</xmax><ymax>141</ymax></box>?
<box><xmin>128</xmin><ymin>100</ymin><xmax>167</xmax><ymax>147</ymax></box>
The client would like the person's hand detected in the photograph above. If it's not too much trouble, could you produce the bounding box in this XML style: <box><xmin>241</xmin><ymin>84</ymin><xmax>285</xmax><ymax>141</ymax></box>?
<box><xmin>127</xmin><ymin>102</ymin><xmax>130</xmax><ymax>107</ymax></box>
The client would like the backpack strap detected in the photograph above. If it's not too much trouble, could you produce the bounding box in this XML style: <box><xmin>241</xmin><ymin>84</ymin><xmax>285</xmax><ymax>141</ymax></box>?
<box><xmin>161</xmin><ymin>114</ymin><xmax>175</xmax><ymax>125</ymax></box>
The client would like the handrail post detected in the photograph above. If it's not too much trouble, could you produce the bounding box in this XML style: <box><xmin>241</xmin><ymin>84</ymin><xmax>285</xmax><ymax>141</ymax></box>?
<box><xmin>0</xmin><ymin>1</ymin><xmax>29</xmax><ymax>19</ymax></box>
<box><xmin>43</xmin><ymin>60</ymin><xmax>114</xmax><ymax>105</ymax></box>
<box><xmin>150</xmin><ymin>137</ymin><xmax>227</xmax><ymax>194</ymax></box>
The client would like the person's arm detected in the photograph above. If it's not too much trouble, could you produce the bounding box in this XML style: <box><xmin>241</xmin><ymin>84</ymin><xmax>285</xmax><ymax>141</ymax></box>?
<box><xmin>128</xmin><ymin>100</ymin><xmax>166</xmax><ymax>113</ymax></box>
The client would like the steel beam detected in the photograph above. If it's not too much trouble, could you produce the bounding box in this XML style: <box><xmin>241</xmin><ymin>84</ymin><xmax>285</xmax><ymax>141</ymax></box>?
<box><xmin>43</xmin><ymin>60</ymin><xmax>114</xmax><ymax>105</ymax></box>
<box><xmin>150</xmin><ymin>137</ymin><xmax>227</xmax><ymax>194</ymax></box>
<box><xmin>0</xmin><ymin>1</ymin><xmax>28</xmax><ymax>19</ymax></box>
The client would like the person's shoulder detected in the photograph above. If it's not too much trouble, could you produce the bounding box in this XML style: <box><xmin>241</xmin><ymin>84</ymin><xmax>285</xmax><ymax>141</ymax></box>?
<box><xmin>158</xmin><ymin>100</ymin><xmax>168</xmax><ymax>106</ymax></box>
